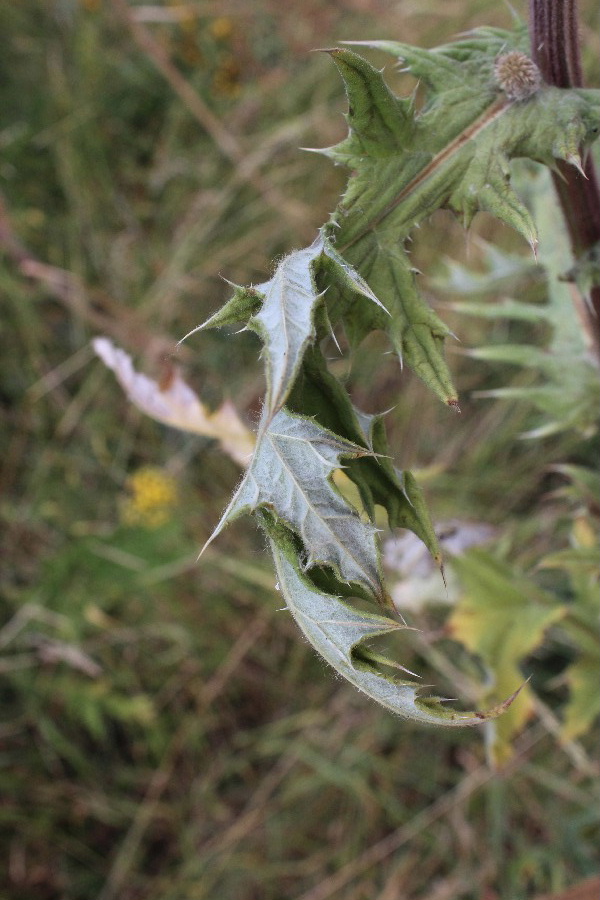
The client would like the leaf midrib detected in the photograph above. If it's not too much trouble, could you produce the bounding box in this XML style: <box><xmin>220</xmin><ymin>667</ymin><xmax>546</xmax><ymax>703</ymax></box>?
<box><xmin>263</xmin><ymin>429</ymin><xmax>379</xmax><ymax>592</ymax></box>
<box><xmin>339</xmin><ymin>95</ymin><xmax>509</xmax><ymax>253</ymax></box>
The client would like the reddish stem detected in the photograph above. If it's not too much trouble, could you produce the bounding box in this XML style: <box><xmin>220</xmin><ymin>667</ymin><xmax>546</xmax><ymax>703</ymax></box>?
<box><xmin>529</xmin><ymin>0</ymin><xmax>600</xmax><ymax>360</ymax></box>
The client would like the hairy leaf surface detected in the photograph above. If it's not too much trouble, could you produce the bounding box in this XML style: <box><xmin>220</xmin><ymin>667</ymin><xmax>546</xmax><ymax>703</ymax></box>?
<box><xmin>286</xmin><ymin>345</ymin><xmax>442</xmax><ymax>563</ymax></box>
<box><xmin>320</xmin><ymin>30</ymin><xmax>600</xmax><ymax>403</ymax></box>
<box><xmin>265</xmin><ymin>515</ymin><xmax>495</xmax><ymax>725</ymax></box>
<box><xmin>208</xmin><ymin>408</ymin><xmax>385</xmax><ymax>601</ymax></box>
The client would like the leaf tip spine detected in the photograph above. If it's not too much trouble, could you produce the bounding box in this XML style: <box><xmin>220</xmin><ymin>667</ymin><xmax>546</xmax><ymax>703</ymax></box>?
<box><xmin>177</xmin><ymin>323</ymin><xmax>205</xmax><ymax>346</ymax></box>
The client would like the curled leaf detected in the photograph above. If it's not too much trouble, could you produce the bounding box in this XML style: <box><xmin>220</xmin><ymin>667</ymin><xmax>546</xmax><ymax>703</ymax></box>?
<box><xmin>265</xmin><ymin>515</ymin><xmax>503</xmax><ymax>726</ymax></box>
<box><xmin>93</xmin><ymin>337</ymin><xmax>254</xmax><ymax>467</ymax></box>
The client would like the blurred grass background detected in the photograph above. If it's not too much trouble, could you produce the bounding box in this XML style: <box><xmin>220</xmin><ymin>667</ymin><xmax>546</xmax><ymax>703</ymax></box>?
<box><xmin>1</xmin><ymin>1</ymin><xmax>599</xmax><ymax>898</ymax></box>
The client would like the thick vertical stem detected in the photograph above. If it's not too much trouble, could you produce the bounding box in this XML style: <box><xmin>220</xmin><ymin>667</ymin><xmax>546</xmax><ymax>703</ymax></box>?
<box><xmin>530</xmin><ymin>0</ymin><xmax>583</xmax><ymax>86</ymax></box>
<box><xmin>529</xmin><ymin>0</ymin><xmax>600</xmax><ymax>360</ymax></box>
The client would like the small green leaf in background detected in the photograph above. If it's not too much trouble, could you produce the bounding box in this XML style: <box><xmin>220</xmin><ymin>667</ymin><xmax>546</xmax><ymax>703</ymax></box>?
<box><xmin>449</xmin><ymin>550</ymin><xmax>565</xmax><ymax>765</ymax></box>
<box><xmin>540</xmin><ymin>512</ymin><xmax>600</xmax><ymax>743</ymax></box>
<box><xmin>561</xmin><ymin>651</ymin><xmax>600</xmax><ymax>743</ymax></box>
<box><xmin>440</xmin><ymin>167</ymin><xmax>600</xmax><ymax>439</ymax></box>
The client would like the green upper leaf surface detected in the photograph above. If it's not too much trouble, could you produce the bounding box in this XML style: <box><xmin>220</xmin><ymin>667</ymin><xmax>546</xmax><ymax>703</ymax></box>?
<box><xmin>324</xmin><ymin>48</ymin><xmax>414</xmax><ymax>163</ymax></box>
<box><xmin>321</xmin><ymin>32</ymin><xmax>600</xmax><ymax>403</ymax></box>
<box><xmin>194</xmin><ymin>283</ymin><xmax>264</xmax><ymax>331</ymax></box>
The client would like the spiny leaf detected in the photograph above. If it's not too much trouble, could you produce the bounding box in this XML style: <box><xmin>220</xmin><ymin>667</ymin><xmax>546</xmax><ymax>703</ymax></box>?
<box><xmin>252</xmin><ymin>235</ymin><xmax>388</xmax><ymax>421</ymax></box>
<box><xmin>352</xmin><ymin>26</ymin><xmax>520</xmax><ymax>94</ymax></box>
<box><xmin>322</xmin><ymin>48</ymin><xmax>414</xmax><ymax>164</ymax></box>
<box><xmin>207</xmin><ymin>408</ymin><xmax>385</xmax><ymax>601</ymax></box>
<box><xmin>321</xmin><ymin>233</ymin><xmax>458</xmax><ymax>405</ymax></box>
<box><xmin>443</xmin><ymin>169</ymin><xmax>600</xmax><ymax>438</ymax></box>
<box><xmin>184</xmin><ymin>283</ymin><xmax>264</xmax><ymax>334</ymax></box>
<box><xmin>286</xmin><ymin>345</ymin><xmax>442</xmax><ymax>563</ymax></box>
<box><xmin>317</xmin><ymin>229</ymin><xmax>388</xmax><ymax>314</ymax></box>
<box><xmin>264</xmin><ymin>514</ymin><xmax>491</xmax><ymax>725</ymax></box>
<box><xmin>196</xmin><ymin>234</ymin><xmax>387</xmax><ymax>423</ymax></box>
<box><xmin>249</xmin><ymin>240</ymin><xmax>326</xmax><ymax>421</ymax></box>
<box><xmin>320</xmin><ymin>33</ymin><xmax>600</xmax><ymax>403</ymax></box>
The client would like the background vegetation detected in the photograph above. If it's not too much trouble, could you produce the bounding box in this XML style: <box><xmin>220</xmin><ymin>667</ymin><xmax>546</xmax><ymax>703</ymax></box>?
<box><xmin>1</xmin><ymin>2</ymin><xmax>598</xmax><ymax>898</ymax></box>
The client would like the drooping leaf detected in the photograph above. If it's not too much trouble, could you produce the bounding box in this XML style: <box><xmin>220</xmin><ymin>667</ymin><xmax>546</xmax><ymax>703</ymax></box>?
<box><xmin>263</xmin><ymin>513</ymin><xmax>502</xmax><ymax>726</ymax></box>
<box><xmin>449</xmin><ymin>550</ymin><xmax>565</xmax><ymax>764</ymax></box>
<box><xmin>206</xmin><ymin>408</ymin><xmax>386</xmax><ymax>602</ymax></box>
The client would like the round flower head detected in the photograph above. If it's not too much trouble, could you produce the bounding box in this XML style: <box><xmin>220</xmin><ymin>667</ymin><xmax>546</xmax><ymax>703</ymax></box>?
<box><xmin>494</xmin><ymin>51</ymin><xmax>542</xmax><ymax>101</ymax></box>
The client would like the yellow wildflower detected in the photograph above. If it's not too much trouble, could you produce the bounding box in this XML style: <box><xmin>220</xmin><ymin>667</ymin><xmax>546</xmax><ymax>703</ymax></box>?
<box><xmin>209</xmin><ymin>17</ymin><xmax>234</xmax><ymax>41</ymax></box>
<box><xmin>121</xmin><ymin>467</ymin><xmax>178</xmax><ymax>528</ymax></box>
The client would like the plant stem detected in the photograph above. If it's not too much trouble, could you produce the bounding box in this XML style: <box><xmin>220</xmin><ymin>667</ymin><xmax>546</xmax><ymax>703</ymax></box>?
<box><xmin>529</xmin><ymin>0</ymin><xmax>600</xmax><ymax>361</ymax></box>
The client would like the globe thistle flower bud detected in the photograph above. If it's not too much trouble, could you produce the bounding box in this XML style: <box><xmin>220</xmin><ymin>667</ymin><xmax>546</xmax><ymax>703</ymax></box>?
<box><xmin>494</xmin><ymin>51</ymin><xmax>542</xmax><ymax>102</ymax></box>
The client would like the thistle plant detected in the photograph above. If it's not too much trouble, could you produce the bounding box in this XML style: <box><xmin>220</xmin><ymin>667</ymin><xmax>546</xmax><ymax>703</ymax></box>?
<box><xmin>100</xmin><ymin>14</ymin><xmax>600</xmax><ymax>729</ymax></box>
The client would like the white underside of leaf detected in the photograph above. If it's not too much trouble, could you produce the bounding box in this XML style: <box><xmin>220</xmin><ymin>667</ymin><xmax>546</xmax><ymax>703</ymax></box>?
<box><xmin>270</xmin><ymin>536</ymin><xmax>483</xmax><ymax>725</ymax></box>
<box><xmin>253</xmin><ymin>244</ymin><xmax>323</xmax><ymax>419</ymax></box>
<box><xmin>207</xmin><ymin>409</ymin><xmax>383</xmax><ymax>598</ymax></box>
